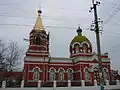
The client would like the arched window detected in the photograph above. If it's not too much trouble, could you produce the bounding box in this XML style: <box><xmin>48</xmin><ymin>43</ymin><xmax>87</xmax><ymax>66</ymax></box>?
<box><xmin>36</xmin><ymin>36</ymin><xmax>41</xmax><ymax>45</ymax></box>
<box><xmin>59</xmin><ymin>69</ymin><xmax>64</xmax><ymax>81</ymax></box>
<box><xmin>82</xmin><ymin>43</ymin><xmax>88</xmax><ymax>53</ymax></box>
<box><xmin>103</xmin><ymin>69</ymin><xmax>108</xmax><ymax>80</ymax></box>
<box><xmin>84</xmin><ymin>68</ymin><xmax>90</xmax><ymax>82</ymax></box>
<box><xmin>49</xmin><ymin>69</ymin><xmax>55</xmax><ymax>81</ymax></box>
<box><xmin>74</xmin><ymin>44</ymin><xmax>79</xmax><ymax>53</ymax></box>
<box><xmin>68</xmin><ymin>69</ymin><xmax>73</xmax><ymax>80</ymax></box>
<box><xmin>33</xmin><ymin>68</ymin><xmax>39</xmax><ymax>80</ymax></box>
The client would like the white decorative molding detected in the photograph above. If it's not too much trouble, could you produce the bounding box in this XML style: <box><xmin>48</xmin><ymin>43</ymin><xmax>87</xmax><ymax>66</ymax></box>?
<box><xmin>83</xmin><ymin>67</ymin><xmax>89</xmax><ymax>72</ymax></box>
<box><xmin>91</xmin><ymin>64</ymin><xmax>99</xmax><ymax>72</ymax></box>
<box><xmin>26</xmin><ymin>53</ymin><xmax>48</xmax><ymax>56</ymax></box>
<box><xmin>32</xmin><ymin>66</ymin><xmax>41</xmax><ymax>72</ymax></box>
<box><xmin>67</xmin><ymin>68</ymin><xmax>74</xmax><ymax>72</ymax></box>
<box><xmin>71</xmin><ymin>42</ymin><xmax>80</xmax><ymax>48</ymax></box>
<box><xmin>58</xmin><ymin>67</ymin><xmax>65</xmax><ymax>72</ymax></box>
<box><xmin>24</xmin><ymin>56</ymin><xmax>49</xmax><ymax>62</ymax></box>
<box><xmin>81</xmin><ymin>41</ymin><xmax>90</xmax><ymax>48</ymax></box>
<box><xmin>28</xmin><ymin>50</ymin><xmax>47</xmax><ymax>52</ymax></box>
<box><xmin>49</xmin><ymin>67</ymin><xmax>57</xmax><ymax>72</ymax></box>
<box><xmin>48</xmin><ymin>64</ymin><xmax>74</xmax><ymax>66</ymax></box>
<box><xmin>102</xmin><ymin>67</ymin><xmax>108</xmax><ymax>72</ymax></box>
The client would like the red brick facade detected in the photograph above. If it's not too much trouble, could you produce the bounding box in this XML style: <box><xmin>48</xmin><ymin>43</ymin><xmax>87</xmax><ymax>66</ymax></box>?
<box><xmin>23</xmin><ymin>10</ymin><xmax>112</xmax><ymax>87</ymax></box>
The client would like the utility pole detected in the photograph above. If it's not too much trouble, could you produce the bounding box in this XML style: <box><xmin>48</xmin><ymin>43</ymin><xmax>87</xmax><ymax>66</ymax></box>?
<box><xmin>89</xmin><ymin>0</ymin><xmax>104</xmax><ymax>90</ymax></box>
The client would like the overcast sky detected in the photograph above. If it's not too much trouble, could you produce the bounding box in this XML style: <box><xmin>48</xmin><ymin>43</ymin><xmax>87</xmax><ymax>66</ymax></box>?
<box><xmin>0</xmin><ymin>0</ymin><xmax>120</xmax><ymax>72</ymax></box>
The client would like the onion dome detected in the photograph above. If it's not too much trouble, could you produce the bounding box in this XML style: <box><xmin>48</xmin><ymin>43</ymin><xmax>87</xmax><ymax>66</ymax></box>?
<box><xmin>70</xmin><ymin>26</ymin><xmax>92</xmax><ymax>56</ymax></box>
<box><xmin>71</xmin><ymin>27</ymin><xmax>90</xmax><ymax>44</ymax></box>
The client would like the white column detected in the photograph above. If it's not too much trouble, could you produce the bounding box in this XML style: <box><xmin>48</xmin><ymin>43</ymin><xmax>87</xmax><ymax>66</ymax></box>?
<box><xmin>116</xmin><ymin>80</ymin><xmax>119</xmax><ymax>85</ymax></box>
<box><xmin>21</xmin><ymin>80</ymin><xmax>24</xmax><ymax>88</ymax></box>
<box><xmin>38</xmin><ymin>80</ymin><xmax>41</xmax><ymax>87</ymax></box>
<box><xmin>106</xmin><ymin>80</ymin><xmax>109</xmax><ymax>86</ymax></box>
<box><xmin>68</xmin><ymin>80</ymin><xmax>71</xmax><ymax>87</ymax></box>
<box><xmin>2</xmin><ymin>81</ymin><xmax>6</xmax><ymax>88</ymax></box>
<box><xmin>94</xmin><ymin>79</ymin><xmax>97</xmax><ymax>86</ymax></box>
<box><xmin>53</xmin><ymin>80</ymin><xmax>56</xmax><ymax>88</ymax></box>
<box><xmin>81</xmin><ymin>80</ymin><xmax>85</xmax><ymax>87</ymax></box>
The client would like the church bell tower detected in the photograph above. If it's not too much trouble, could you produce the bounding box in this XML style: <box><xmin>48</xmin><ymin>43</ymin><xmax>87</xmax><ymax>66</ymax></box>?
<box><xmin>24</xmin><ymin>10</ymin><xmax>50</xmax><ymax>86</ymax></box>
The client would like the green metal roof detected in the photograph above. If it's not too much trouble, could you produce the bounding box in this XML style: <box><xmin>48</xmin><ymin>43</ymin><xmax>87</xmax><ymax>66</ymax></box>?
<box><xmin>71</xmin><ymin>35</ymin><xmax>90</xmax><ymax>44</ymax></box>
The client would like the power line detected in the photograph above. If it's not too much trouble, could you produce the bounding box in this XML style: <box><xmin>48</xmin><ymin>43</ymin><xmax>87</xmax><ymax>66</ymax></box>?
<box><xmin>1</xmin><ymin>22</ymin><xmax>120</xmax><ymax>35</ymax></box>
<box><xmin>0</xmin><ymin>13</ymin><xmax>92</xmax><ymax>22</ymax></box>
<box><xmin>0</xmin><ymin>14</ymin><xmax>64</xmax><ymax>21</ymax></box>
<box><xmin>103</xmin><ymin>0</ymin><xmax>120</xmax><ymax>25</ymax></box>
<box><xmin>0</xmin><ymin>23</ymin><xmax>90</xmax><ymax>30</ymax></box>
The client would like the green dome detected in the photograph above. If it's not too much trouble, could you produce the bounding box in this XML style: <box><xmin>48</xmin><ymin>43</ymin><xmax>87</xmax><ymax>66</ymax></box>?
<box><xmin>70</xmin><ymin>27</ymin><xmax>91</xmax><ymax>45</ymax></box>
<box><xmin>71</xmin><ymin>35</ymin><xmax>90</xmax><ymax>44</ymax></box>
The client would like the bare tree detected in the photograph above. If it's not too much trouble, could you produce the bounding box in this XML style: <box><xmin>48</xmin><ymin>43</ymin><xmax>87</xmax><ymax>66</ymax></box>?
<box><xmin>5</xmin><ymin>41</ymin><xmax>22</xmax><ymax>72</ymax></box>
<box><xmin>0</xmin><ymin>40</ymin><xmax>23</xmax><ymax>72</ymax></box>
<box><xmin>0</xmin><ymin>40</ymin><xmax>7</xmax><ymax>71</ymax></box>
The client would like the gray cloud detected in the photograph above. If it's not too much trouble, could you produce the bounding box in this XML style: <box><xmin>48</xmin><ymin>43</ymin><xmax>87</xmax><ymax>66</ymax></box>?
<box><xmin>0</xmin><ymin>0</ymin><xmax>120</xmax><ymax>72</ymax></box>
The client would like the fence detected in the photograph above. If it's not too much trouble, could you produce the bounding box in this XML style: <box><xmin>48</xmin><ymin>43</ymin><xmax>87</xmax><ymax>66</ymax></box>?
<box><xmin>0</xmin><ymin>80</ymin><xmax>120</xmax><ymax>90</ymax></box>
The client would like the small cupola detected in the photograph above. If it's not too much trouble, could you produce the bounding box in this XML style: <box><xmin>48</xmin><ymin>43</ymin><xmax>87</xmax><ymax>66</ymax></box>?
<box><xmin>70</xmin><ymin>26</ymin><xmax>92</xmax><ymax>57</ymax></box>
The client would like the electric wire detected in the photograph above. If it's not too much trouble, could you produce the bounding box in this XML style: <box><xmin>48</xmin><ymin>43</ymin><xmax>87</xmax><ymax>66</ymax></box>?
<box><xmin>102</xmin><ymin>0</ymin><xmax>120</xmax><ymax>25</ymax></box>
<box><xmin>0</xmin><ymin>23</ymin><xmax>90</xmax><ymax>30</ymax></box>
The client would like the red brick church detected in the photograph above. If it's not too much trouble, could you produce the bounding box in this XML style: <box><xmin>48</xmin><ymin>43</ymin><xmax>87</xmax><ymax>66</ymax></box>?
<box><xmin>23</xmin><ymin>10</ymin><xmax>112</xmax><ymax>87</ymax></box>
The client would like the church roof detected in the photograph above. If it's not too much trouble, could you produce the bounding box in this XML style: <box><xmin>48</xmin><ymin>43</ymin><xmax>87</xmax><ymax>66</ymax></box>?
<box><xmin>71</xmin><ymin>35</ymin><xmax>90</xmax><ymax>44</ymax></box>
<box><xmin>70</xmin><ymin>27</ymin><xmax>91</xmax><ymax>44</ymax></box>
<box><xmin>33</xmin><ymin>10</ymin><xmax>44</xmax><ymax>31</ymax></box>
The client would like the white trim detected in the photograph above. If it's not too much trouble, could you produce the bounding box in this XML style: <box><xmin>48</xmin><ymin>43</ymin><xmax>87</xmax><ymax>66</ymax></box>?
<box><xmin>49</xmin><ymin>67</ymin><xmax>57</xmax><ymax>72</ymax></box>
<box><xmin>32</xmin><ymin>66</ymin><xmax>41</xmax><ymax>72</ymax></box>
<box><xmin>29</xmin><ymin>45</ymin><xmax>47</xmax><ymax>48</ymax></box>
<box><xmin>49</xmin><ymin>64</ymin><xmax>74</xmax><ymax>66</ymax></box>
<box><xmin>24</xmin><ymin>56</ymin><xmax>49</xmax><ymax>62</ymax></box>
<box><xmin>26</xmin><ymin>52</ymin><xmax>48</xmax><ymax>55</ymax></box>
<box><xmin>35</xmin><ymin>35</ymin><xmax>42</xmax><ymax>40</ymax></box>
<box><xmin>24</xmin><ymin>62</ymin><xmax>74</xmax><ymax>66</ymax></box>
<box><xmin>91</xmin><ymin>65</ymin><xmax>99</xmax><ymax>72</ymax></box>
<box><xmin>102</xmin><ymin>67</ymin><xmax>108</xmax><ymax>72</ymax></box>
<box><xmin>71</xmin><ymin>42</ymin><xmax>80</xmax><ymax>48</ymax></box>
<box><xmin>67</xmin><ymin>68</ymin><xmax>74</xmax><ymax>72</ymax></box>
<box><xmin>83</xmin><ymin>67</ymin><xmax>89</xmax><ymax>72</ymax></box>
<box><xmin>81</xmin><ymin>41</ymin><xmax>90</xmax><ymax>48</ymax></box>
<box><xmin>30</xmin><ymin>33</ymin><xmax>47</xmax><ymax>38</ymax></box>
<box><xmin>28</xmin><ymin>50</ymin><xmax>47</xmax><ymax>52</ymax></box>
<box><xmin>58</xmin><ymin>67</ymin><xmax>65</xmax><ymax>72</ymax></box>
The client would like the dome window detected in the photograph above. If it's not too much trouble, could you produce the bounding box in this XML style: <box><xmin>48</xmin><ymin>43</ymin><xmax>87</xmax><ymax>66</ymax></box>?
<box><xmin>74</xmin><ymin>44</ymin><xmax>80</xmax><ymax>54</ymax></box>
<box><xmin>82</xmin><ymin>43</ymin><xmax>88</xmax><ymax>53</ymax></box>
